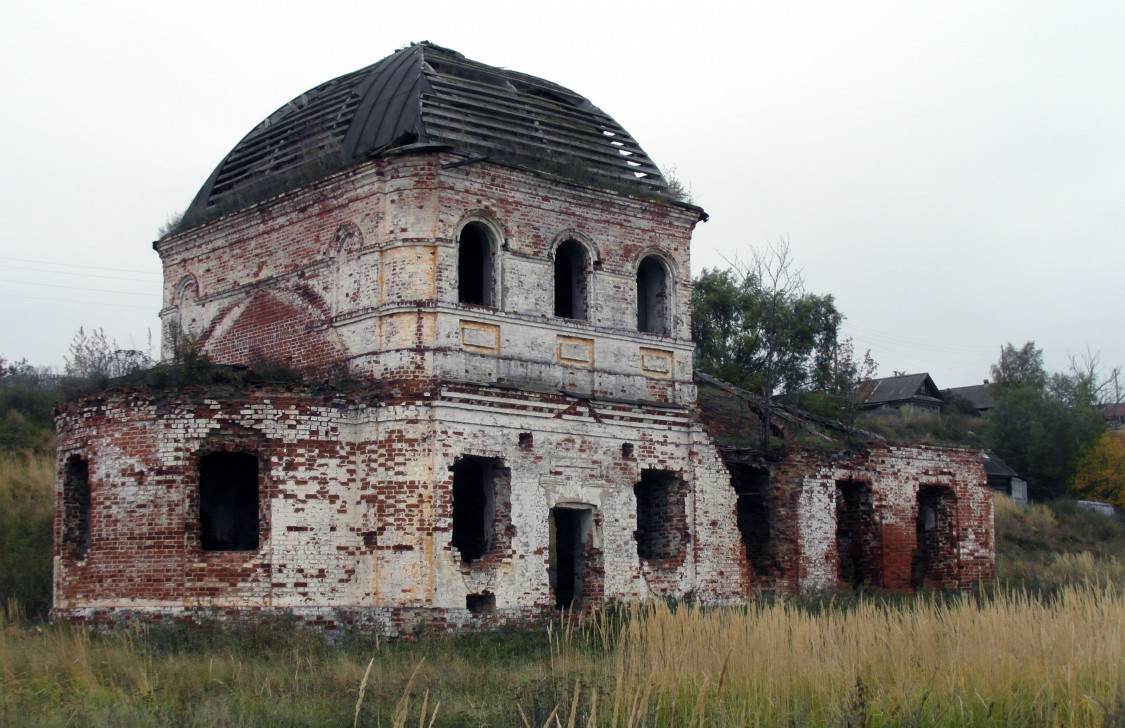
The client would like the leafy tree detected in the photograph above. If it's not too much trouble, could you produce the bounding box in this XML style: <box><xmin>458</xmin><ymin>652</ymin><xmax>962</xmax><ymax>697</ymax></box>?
<box><xmin>991</xmin><ymin>341</ymin><xmax>1047</xmax><ymax>389</ymax></box>
<box><xmin>1072</xmin><ymin>431</ymin><xmax>1125</xmax><ymax>508</ymax></box>
<box><xmin>985</xmin><ymin>341</ymin><xmax>1104</xmax><ymax>500</ymax></box>
<box><xmin>692</xmin><ymin>239</ymin><xmax>845</xmax><ymax>448</ymax></box>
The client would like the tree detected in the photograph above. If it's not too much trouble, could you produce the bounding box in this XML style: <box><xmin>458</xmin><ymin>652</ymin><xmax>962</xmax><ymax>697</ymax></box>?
<box><xmin>991</xmin><ymin>341</ymin><xmax>1047</xmax><ymax>389</ymax></box>
<box><xmin>1072</xmin><ymin>431</ymin><xmax>1125</xmax><ymax>509</ymax></box>
<box><xmin>798</xmin><ymin>336</ymin><xmax>878</xmax><ymax>434</ymax></box>
<box><xmin>63</xmin><ymin>327</ymin><xmax>152</xmax><ymax>388</ymax></box>
<box><xmin>692</xmin><ymin>238</ymin><xmax>845</xmax><ymax>448</ymax></box>
<box><xmin>984</xmin><ymin>341</ymin><xmax>1104</xmax><ymax>500</ymax></box>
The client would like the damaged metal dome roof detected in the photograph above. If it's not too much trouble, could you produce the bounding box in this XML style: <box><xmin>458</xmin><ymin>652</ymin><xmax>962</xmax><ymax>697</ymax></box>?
<box><xmin>182</xmin><ymin>42</ymin><xmax>670</xmax><ymax>229</ymax></box>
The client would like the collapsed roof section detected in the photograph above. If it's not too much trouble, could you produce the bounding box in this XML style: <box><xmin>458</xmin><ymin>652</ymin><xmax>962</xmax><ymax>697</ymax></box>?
<box><xmin>182</xmin><ymin>42</ymin><xmax>670</xmax><ymax>229</ymax></box>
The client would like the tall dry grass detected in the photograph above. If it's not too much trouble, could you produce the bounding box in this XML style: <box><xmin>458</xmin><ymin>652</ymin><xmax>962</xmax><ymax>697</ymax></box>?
<box><xmin>543</xmin><ymin>584</ymin><xmax>1125</xmax><ymax>726</ymax></box>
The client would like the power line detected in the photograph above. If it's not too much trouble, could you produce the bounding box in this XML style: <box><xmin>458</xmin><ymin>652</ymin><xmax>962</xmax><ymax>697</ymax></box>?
<box><xmin>0</xmin><ymin>279</ymin><xmax>160</xmax><ymax>297</ymax></box>
<box><xmin>0</xmin><ymin>263</ymin><xmax>163</xmax><ymax>283</ymax></box>
<box><xmin>0</xmin><ymin>255</ymin><xmax>160</xmax><ymax>276</ymax></box>
<box><xmin>0</xmin><ymin>293</ymin><xmax>154</xmax><ymax>310</ymax></box>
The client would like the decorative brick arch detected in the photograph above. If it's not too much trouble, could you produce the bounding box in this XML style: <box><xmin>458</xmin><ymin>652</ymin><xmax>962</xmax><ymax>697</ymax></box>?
<box><xmin>203</xmin><ymin>287</ymin><xmax>346</xmax><ymax>373</ymax></box>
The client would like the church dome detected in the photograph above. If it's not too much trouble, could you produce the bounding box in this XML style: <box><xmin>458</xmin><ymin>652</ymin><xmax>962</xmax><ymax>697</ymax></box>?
<box><xmin>182</xmin><ymin>42</ymin><xmax>669</xmax><ymax>229</ymax></box>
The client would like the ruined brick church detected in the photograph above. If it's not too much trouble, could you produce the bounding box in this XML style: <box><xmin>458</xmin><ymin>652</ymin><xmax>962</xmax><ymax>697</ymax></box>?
<box><xmin>54</xmin><ymin>43</ymin><xmax>993</xmax><ymax>632</ymax></box>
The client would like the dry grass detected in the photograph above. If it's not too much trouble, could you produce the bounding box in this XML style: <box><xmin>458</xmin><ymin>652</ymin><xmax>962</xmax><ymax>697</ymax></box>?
<box><xmin>591</xmin><ymin>586</ymin><xmax>1125</xmax><ymax>725</ymax></box>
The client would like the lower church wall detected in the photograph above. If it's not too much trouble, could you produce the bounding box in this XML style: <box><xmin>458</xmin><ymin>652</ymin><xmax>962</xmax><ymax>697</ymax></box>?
<box><xmin>53</xmin><ymin>385</ymin><xmax>993</xmax><ymax>635</ymax></box>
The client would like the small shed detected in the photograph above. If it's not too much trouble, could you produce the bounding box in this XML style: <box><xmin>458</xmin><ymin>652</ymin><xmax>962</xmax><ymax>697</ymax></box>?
<box><xmin>981</xmin><ymin>449</ymin><xmax>1028</xmax><ymax>507</ymax></box>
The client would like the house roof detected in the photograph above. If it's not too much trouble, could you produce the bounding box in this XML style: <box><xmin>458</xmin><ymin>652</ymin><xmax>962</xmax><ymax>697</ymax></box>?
<box><xmin>182</xmin><ymin>42</ymin><xmax>670</xmax><ymax>229</ymax></box>
<box><xmin>863</xmin><ymin>373</ymin><xmax>943</xmax><ymax>407</ymax></box>
<box><xmin>945</xmin><ymin>383</ymin><xmax>994</xmax><ymax>411</ymax></box>
<box><xmin>980</xmin><ymin>449</ymin><xmax>1020</xmax><ymax>479</ymax></box>
<box><xmin>1101</xmin><ymin>403</ymin><xmax>1125</xmax><ymax>421</ymax></box>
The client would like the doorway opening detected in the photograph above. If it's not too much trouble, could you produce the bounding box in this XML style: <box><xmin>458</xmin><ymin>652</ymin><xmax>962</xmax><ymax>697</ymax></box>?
<box><xmin>913</xmin><ymin>485</ymin><xmax>957</xmax><ymax>589</ymax></box>
<box><xmin>549</xmin><ymin>505</ymin><xmax>597</xmax><ymax>609</ymax></box>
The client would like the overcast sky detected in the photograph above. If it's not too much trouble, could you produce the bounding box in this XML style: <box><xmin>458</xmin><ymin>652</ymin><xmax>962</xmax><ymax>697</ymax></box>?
<box><xmin>2</xmin><ymin>0</ymin><xmax>1122</xmax><ymax>388</ymax></box>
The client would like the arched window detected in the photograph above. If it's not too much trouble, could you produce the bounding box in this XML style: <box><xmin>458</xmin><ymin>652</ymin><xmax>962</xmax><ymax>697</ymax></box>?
<box><xmin>458</xmin><ymin>222</ymin><xmax>494</xmax><ymax>306</ymax></box>
<box><xmin>554</xmin><ymin>240</ymin><xmax>588</xmax><ymax>320</ymax></box>
<box><xmin>636</xmin><ymin>255</ymin><xmax>669</xmax><ymax>334</ymax></box>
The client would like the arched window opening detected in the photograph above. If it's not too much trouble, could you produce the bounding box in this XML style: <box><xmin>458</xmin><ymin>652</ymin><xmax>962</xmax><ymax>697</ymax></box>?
<box><xmin>554</xmin><ymin>240</ymin><xmax>588</xmax><ymax>320</ymax></box>
<box><xmin>199</xmin><ymin>451</ymin><xmax>260</xmax><ymax>551</ymax></box>
<box><xmin>62</xmin><ymin>454</ymin><xmax>91</xmax><ymax>560</ymax></box>
<box><xmin>458</xmin><ymin>223</ymin><xmax>493</xmax><ymax>306</ymax></box>
<box><xmin>636</xmin><ymin>256</ymin><xmax>669</xmax><ymax>334</ymax></box>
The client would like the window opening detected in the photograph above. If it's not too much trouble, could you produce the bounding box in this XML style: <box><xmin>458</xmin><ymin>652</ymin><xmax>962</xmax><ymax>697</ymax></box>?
<box><xmin>913</xmin><ymin>485</ymin><xmax>957</xmax><ymax>589</ymax></box>
<box><xmin>634</xmin><ymin>469</ymin><xmax>688</xmax><ymax>563</ymax></box>
<box><xmin>835</xmin><ymin>480</ymin><xmax>880</xmax><ymax>587</ymax></box>
<box><xmin>199</xmin><ymin>451</ymin><xmax>260</xmax><ymax>551</ymax></box>
<box><xmin>458</xmin><ymin>222</ymin><xmax>493</xmax><ymax>306</ymax></box>
<box><xmin>518</xmin><ymin>432</ymin><xmax>533</xmax><ymax>450</ymax></box>
<box><xmin>62</xmin><ymin>454</ymin><xmax>91</xmax><ymax>560</ymax></box>
<box><xmin>730</xmin><ymin>464</ymin><xmax>772</xmax><ymax>578</ymax></box>
<box><xmin>450</xmin><ymin>455</ymin><xmax>509</xmax><ymax>564</ymax></box>
<box><xmin>553</xmin><ymin>240</ymin><xmax>588</xmax><ymax>319</ymax></box>
<box><xmin>550</xmin><ymin>505</ymin><xmax>595</xmax><ymax>609</ymax></box>
<box><xmin>466</xmin><ymin>592</ymin><xmax>496</xmax><ymax>614</ymax></box>
<box><xmin>636</xmin><ymin>255</ymin><xmax>669</xmax><ymax>334</ymax></box>
<box><xmin>621</xmin><ymin>443</ymin><xmax>634</xmax><ymax>459</ymax></box>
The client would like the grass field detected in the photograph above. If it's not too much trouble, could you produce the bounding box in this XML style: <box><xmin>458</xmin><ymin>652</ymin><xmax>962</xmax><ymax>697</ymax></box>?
<box><xmin>3</xmin><ymin>452</ymin><xmax>1125</xmax><ymax>726</ymax></box>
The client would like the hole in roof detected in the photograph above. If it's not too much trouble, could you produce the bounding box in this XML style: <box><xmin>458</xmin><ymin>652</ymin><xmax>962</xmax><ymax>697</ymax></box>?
<box><xmin>635</xmin><ymin>172</ymin><xmax>648</xmax><ymax>178</ymax></box>
<box><xmin>618</xmin><ymin>150</ymin><xmax>633</xmax><ymax>156</ymax></box>
<box><xmin>627</xmin><ymin>160</ymin><xmax>641</xmax><ymax>167</ymax></box>
<box><xmin>602</xmin><ymin>130</ymin><xmax>616</xmax><ymax>137</ymax></box>
<box><xmin>527</xmin><ymin>87</ymin><xmax>577</xmax><ymax>107</ymax></box>
<box><xmin>611</xmin><ymin>141</ymin><xmax>624</xmax><ymax>147</ymax></box>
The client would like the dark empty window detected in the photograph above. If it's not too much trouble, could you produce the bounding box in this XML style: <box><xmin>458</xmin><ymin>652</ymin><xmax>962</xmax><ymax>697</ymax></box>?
<box><xmin>554</xmin><ymin>240</ymin><xmax>588</xmax><ymax>320</ymax></box>
<box><xmin>458</xmin><ymin>222</ymin><xmax>493</xmax><ymax>306</ymax></box>
<box><xmin>836</xmin><ymin>480</ymin><xmax>880</xmax><ymax>588</ymax></box>
<box><xmin>451</xmin><ymin>456</ymin><xmax>507</xmax><ymax>563</ymax></box>
<box><xmin>636</xmin><ymin>255</ymin><xmax>669</xmax><ymax>334</ymax></box>
<box><xmin>62</xmin><ymin>454</ymin><xmax>91</xmax><ymax>560</ymax></box>
<box><xmin>466</xmin><ymin>592</ymin><xmax>495</xmax><ymax>613</ymax></box>
<box><xmin>634</xmin><ymin>469</ymin><xmax>688</xmax><ymax>562</ymax></box>
<box><xmin>199</xmin><ymin>452</ymin><xmax>260</xmax><ymax>551</ymax></box>
<box><xmin>730</xmin><ymin>464</ymin><xmax>772</xmax><ymax>578</ymax></box>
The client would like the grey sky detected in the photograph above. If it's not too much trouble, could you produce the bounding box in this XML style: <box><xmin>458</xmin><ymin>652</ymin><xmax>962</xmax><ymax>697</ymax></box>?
<box><xmin>2</xmin><ymin>0</ymin><xmax>1122</xmax><ymax>389</ymax></box>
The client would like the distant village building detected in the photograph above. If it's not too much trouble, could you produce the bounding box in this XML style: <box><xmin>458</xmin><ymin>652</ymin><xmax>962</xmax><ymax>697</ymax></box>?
<box><xmin>53</xmin><ymin>43</ymin><xmax>994</xmax><ymax>634</ymax></box>
<box><xmin>861</xmin><ymin>373</ymin><xmax>945</xmax><ymax>415</ymax></box>
<box><xmin>945</xmin><ymin>381</ymin><xmax>995</xmax><ymax>416</ymax></box>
